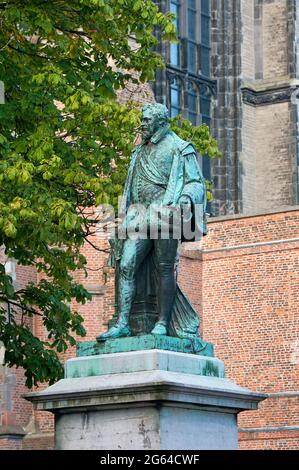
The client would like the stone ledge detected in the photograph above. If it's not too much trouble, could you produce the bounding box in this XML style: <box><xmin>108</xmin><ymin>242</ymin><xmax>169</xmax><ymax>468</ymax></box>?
<box><xmin>25</xmin><ymin>369</ymin><xmax>267</xmax><ymax>413</ymax></box>
<box><xmin>241</xmin><ymin>80</ymin><xmax>299</xmax><ymax>106</ymax></box>
<box><xmin>0</xmin><ymin>425</ymin><xmax>26</xmax><ymax>439</ymax></box>
<box><xmin>85</xmin><ymin>284</ymin><xmax>106</xmax><ymax>296</ymax></box>
<box><xmin>241</xmin><ymin>76</ymin><xmax>299</xmax><ymax>93</ymax></box>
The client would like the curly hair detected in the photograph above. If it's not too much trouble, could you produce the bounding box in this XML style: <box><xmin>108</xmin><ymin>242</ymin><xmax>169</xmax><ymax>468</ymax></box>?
<box><xmin>142</xmin><ymin>103</ymin><xmax>169</xmax><ymax>124</ymax></box>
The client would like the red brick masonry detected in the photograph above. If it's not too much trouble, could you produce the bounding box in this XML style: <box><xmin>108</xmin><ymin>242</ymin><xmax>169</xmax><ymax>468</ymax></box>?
<box><xmin>179</xmin><ymin>207</ymin><xmax>299</xmax><ymax>450</ymax></box>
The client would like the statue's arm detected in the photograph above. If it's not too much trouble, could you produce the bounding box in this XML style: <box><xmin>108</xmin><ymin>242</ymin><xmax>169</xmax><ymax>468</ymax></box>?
<box><xmin>178</xmin><ymin>145</ymin><xmax>208</xmax><ymax>237</ymax></box>
<box><xmin>118</xmin><ymin>145</ymin><xmax>140</xmax><ymax>225</ymax></box>
<box><xmin>179</xmin><ymin>145</ymin><xmax>206</xmax><ymax>206</ymax></box>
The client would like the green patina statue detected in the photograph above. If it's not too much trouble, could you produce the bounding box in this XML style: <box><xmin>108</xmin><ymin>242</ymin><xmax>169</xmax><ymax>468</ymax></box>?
<box><xmin>97</xmin><ymin>103</ymin><xmax>207</xmax><ymax>343</ymax></box>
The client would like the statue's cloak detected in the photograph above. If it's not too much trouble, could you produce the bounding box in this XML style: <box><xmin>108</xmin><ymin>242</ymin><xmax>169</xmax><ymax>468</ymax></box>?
<box><xmin>111</xmin><ymin>129</ymin><xmax>208</xmax><ymax>341</ymax></box>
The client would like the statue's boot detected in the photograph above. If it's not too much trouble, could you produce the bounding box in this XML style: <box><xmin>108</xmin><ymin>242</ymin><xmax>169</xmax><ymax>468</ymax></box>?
<box><xmin>96</xmin><ymin>321</ymin><xmax>131</xmax><ymax>341</ymax></box>
<box><xmin>97</xmin><ymin>277</ymin><xmax>135</xmax><ymax>342</ymax></box>
<box><xmin>151</xmin><ymin>262</ymin><xmax>176</xmax><ymax>336</ymax></box>
<box><xmin>151</xmin><ymin>321</ymin><xmax>167</xmax><ymax>336</ymax></box>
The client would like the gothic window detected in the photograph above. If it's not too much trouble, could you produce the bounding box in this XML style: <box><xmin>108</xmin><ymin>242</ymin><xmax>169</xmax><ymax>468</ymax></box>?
<box><xmin>170</xmin><ymin>78</ymin><xmax>181</xmax><ymax>117</ymax></box>
<box><xmin>170</xmin><ymin>0</ymin><xmax>180</xmax><ymax>67</ymax></box>
<box><xmin>187</xmin><ymin>0</ymin><xmax>197</xmax><ymax>74</ymax></box>
<box><xmin>166</xmin><ymin>0</ymin><xmax>212</xmax><ymax>126</ymax></box>
<box><xmin>200</xmin><ymin>0</ymin><xmax>210</xmax><ymax>77</ymax></box>
<box><xmin>154</xmin><ymin>1</ymin><xmax>214</xmax><ymax>180</ymax></box>
<box><xmin>200</xmin><ymin>89</ymin><xmax>211</xmax><ymax>127</ymax></box>
<box><xmin>187</xmin><ymin>83</ymin><xmax>198</xmax><ymax>125</ymax></box>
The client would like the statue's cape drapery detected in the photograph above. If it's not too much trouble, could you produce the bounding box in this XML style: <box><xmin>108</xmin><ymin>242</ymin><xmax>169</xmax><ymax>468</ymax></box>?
<box><xmin>111</xmin><ymin>130</ymin><xmax>208</xmax><ymax>340</ymax></box>
<box><xmin>151</xmin><ymin>250</ymin><xmax>201</xmax><ymax>339</ymax></box>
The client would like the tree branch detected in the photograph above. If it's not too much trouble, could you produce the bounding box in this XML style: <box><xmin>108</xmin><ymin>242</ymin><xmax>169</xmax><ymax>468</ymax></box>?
<box><xmin>0</xmin><ymin>297</ymin><xmax>43</xmax><ymax>317</ymax></box>
<box><xmin>8</xmin><ymin>44</ymin><xmax>54</xmax><ymax>60</ymax></box>
<box><xmin>0</xmin><ymin>36</ymin><xmax>13</xmax><ymax>51</ymax></box>
<box><xmin>54</xmin><ymin>25</ymin><xmax>92</xmax><ymax>41</ymax></box>
<box><xmin>84</xmin><ymin>236</ymin><xmax>109</xmax><ymax>253</ymax></box>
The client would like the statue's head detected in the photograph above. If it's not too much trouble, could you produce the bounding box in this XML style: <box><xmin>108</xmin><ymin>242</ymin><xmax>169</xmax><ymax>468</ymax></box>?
<box><xmin>141</xmin><ymin>103</ymin><xmax>169</xmax><ymax>142</ymax></box>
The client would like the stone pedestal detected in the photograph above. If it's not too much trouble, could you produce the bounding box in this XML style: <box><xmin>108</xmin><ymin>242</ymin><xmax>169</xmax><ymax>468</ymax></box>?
<box><xmin>25</xmin><ymin>339</ymin><xmax>266</xmax><ymax>450</ymax></box>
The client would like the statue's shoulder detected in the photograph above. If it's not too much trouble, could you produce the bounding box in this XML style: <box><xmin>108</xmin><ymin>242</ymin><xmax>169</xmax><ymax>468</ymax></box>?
<box><xmin>168</xmin><ymin>131</ymin><xmax>195</xmax><ymax>156</ymax></box>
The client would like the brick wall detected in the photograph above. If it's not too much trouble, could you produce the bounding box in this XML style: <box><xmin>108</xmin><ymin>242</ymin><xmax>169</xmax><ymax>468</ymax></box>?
<box><xmin>180</xmin><ymin>207</ymin><xmax>299</xmax><ymax>450</ymax></box>
<box><xmin>0</xmin><ymin>437</ymin><xmax>23</xmax><ymax>450</ymax></box>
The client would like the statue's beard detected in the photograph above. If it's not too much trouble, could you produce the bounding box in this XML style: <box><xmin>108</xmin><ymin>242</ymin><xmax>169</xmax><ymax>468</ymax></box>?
<box><xmin>142</xmin><ymin>126</ymin><xmax>158</xmax><ymax>142</ymax></box>
<box><xmin>142</xmin><ymin>131</ymin><xmax>152</xmax><ymax>142</ymax></box>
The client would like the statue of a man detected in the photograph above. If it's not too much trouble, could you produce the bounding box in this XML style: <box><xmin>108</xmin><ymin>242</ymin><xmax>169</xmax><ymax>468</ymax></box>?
<box><xmin>98</xmin><ymin>103</ymin><xmax>207</xmax><ymax>341</ymax></box>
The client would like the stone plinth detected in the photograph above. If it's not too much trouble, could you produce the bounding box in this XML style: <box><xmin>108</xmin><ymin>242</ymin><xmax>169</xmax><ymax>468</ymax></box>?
<box><xmin>25</xmin><ymin>345</ymin><xmax>266</xmax><ymax>450</ymax></box>
<box><xmin>79</xmin><ymin>334</ymin><xmax>214</xmax><ymax>357</ymax></box>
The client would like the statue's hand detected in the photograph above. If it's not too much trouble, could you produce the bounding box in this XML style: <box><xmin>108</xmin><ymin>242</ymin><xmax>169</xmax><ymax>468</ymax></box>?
<box><xmin>178</xmin><ymin>195</ymin><xmax>192</xmax><ymax>206</ymax></box>
<box><xmin>178</xmin><ymin>195</ymin><xmax>192</xmax><ymax>222</ymax></box>
<box><xmin>124</xmin><ymin>208</ymin><xmax>148</xmax><ymax>236</ymax></box>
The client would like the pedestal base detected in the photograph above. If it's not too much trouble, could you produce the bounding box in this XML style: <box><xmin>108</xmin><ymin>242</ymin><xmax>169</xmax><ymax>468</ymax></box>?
<box><xmin>25</xmin><ymin>348</ymin><xmax>266</xmax><ymax>450</ymax></box>
<box><xmin>56</xmin><ymin>398</ymin><xmax>238</xmax><ymax>450</ymax></box>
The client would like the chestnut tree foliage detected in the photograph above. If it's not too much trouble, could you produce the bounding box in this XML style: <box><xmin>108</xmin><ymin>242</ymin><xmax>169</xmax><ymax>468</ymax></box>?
<box><xmin>0</xmin><ymin>0</ymin><xmax>220</xmax><ymax>387</ymax></box>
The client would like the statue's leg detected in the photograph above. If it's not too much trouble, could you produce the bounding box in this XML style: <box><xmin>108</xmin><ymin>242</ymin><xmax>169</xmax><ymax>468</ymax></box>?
<box><xmin>151</xmin><ymin>239</ymin><xmax>179</xmax><ymax>336</ymax></box>
<box><xmin>118</xmin><ymin>238</ymin><xmax>152</xmax><ymax>324</ymax></box>
<box><xmin>97</xmin><ymin>238</ymin><xmax>152</xmax><ymax>341</ymax></box>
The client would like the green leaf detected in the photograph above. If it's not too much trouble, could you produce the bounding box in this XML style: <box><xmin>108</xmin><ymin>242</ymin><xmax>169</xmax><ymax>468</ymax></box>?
<box><xmin>0</xmin><ymin>134</ymin><xmax>7</xmax><ymax>144</ymax></box>
<box><xmin>3</xmin><ymin>221</ymin><xmax>17</xmax><ymax>238</ymax></box>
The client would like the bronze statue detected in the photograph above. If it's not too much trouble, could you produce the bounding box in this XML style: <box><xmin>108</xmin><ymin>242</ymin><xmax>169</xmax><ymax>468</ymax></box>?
<box><xmin>97</xmin><ymin>103</ymin><xmax>207</xmax><ymax>341</ymax></box>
